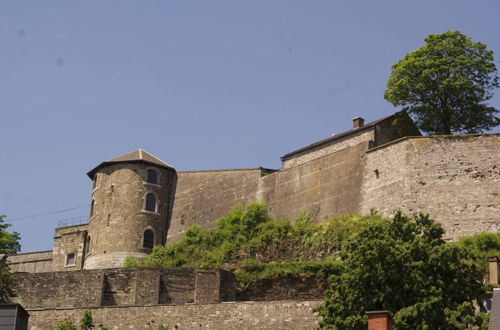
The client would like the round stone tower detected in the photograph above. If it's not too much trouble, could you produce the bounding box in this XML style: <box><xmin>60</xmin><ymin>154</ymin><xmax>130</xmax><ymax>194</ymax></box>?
<box><xmin>83</xmin><ymin>149</ymin><xmax>176</xmax><ymax>269</ymax></box>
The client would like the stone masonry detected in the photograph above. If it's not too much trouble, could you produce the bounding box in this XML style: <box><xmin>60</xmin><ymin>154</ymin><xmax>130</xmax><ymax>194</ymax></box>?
<box><xmin>8</xmin><ymin>114</ymin><xmax>500</xmax><ymax>273</ymax></box>
<box><xmin>25</xmin><ymin>300</ymin><xmax>322</xmax><ymax>330</ymax></box>
<box><xmin>6</xmin><ymin>112</ymin><xmax>500</xmax><ymax>329</ymax></box>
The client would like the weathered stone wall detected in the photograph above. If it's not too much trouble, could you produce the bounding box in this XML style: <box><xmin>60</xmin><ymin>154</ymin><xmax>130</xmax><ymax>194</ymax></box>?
<box><xmin>159</xmin><ymin>268</ymin><xmax>195</xmax><ymax>304</ymax></box>
<box><xmin>12</xmin><ymin>268</ymin><xmax>231</xmax><ymax>309</ymax></box>
<box><xmin>236</xmin><ymin>275</ymin><xmax>328</xmax><ymax>301</ymax></box>
<box><xmin>53</xmin><ymin>224</ymin><xmax>88</xmax><ymax>271</ymax></box>
<box><xmin>168</xmin><ymin>168</ymin><xmax>270</xmax><ymax>243</ymax></box>
<box><xmin>260</xmin><ymin>142</ymin><xmax>368</xmax><ymax>222</ymax></box>
<box><xmin>360</xmin><ymin>134</ymin><xmax>500</xmax><ymax>240</ymax></box>
<box><xmin>281</xmin><ymin>115</ymin><xmax>420</xmax><ymax>170</ymax></box>
<box><xmin>25</xmin><ymin>300</ymin><xmax>322</xmax><ymax>330</ymax></box>
<box><xmin>85</xmin><ymin>163</ymin><xmax>176</xmax><ymax>269</ymax></box>
<box><xmin>13</xmin><ymin>270</ymin><xmax>104</xmax><ymax>309</ymax></box>
<box><xmin>282</xmin><ymin>128</ymin><xmax>374</xmax><ymax>170</ymax></box>
<box><xmin>7</xmin><ymin>251</ymin><xmax>53</xmax><ymax>273</ymax></box>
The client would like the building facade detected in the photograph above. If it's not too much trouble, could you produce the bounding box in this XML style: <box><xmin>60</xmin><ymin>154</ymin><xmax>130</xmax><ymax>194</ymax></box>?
<box><xmin>8</xmin><ymin>112</ymin><xmax>500</xmax><ymax>273</ymax></box>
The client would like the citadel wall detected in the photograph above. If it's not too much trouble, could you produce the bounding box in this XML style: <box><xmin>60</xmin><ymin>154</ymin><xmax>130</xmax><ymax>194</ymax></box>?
<box><xmin>24</xmin><ymin>300</ymin><xmax>322</xmax><ymax>330</ymax></box>
<box><xmin>7</xmin><ymin>251</ymin><xmax>53</xmax><ymax>273</ymax></box>
<box><xmin>168</xmin><ymin>168</ymin><xmax>275</xmax><ymax>242</ymax></box>
<box><xmin>360</xmin><ymin>134</ymin><xmax>500</xmax><ymax>240</ymax></box>
<box><xmin>259</xmin><ymin>142</ymin><xmax>367</xmax><ymax>221</ymax></box>
<box><xmin>166</xmin><ymin>134</ymin><xmax>500</xmax><ymax>243</ymax></box>
<box><xmin>281</xmin><ymin>129</ymin><xmax>374</xmax><ymax>169</ymax></box>
<box><xmin>12</xmin><ymin>268</ymin><xmax>234</xmax><ymax>309</ymax></box>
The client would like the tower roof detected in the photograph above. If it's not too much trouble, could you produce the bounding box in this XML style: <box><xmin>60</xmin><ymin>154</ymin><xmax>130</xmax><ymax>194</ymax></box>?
<box><xmin>87</xmin><ymin>149</ymin><xmax>174</xmax><ymax>178</ymax></box>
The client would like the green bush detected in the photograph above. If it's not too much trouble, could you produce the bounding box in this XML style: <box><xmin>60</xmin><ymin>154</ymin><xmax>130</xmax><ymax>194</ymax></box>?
<box><xmin>126</xmin><ymin>202</ymin><xmax>386</xmax><ymax>282</ymax></box>
<box><xmin>452</xmin><ymin>232</ymin><xmax>500</xmax><ymax>274</ymax></box>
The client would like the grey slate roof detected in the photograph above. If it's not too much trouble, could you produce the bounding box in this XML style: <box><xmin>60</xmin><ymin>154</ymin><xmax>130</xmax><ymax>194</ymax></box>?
<box><xmin>87</xmin><ymin>149</ymin><xmax>174</xmax><ymax>178</ymax></box>
<box><xmin>490</xmin><ymin>288</ymin><xmax>500</xmax><ymax>329</ymax></box>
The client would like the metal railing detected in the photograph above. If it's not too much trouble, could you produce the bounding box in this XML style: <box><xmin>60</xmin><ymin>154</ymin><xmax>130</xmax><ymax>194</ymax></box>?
<box><xmin>57</xmin><ymin>216</ymin><xmax>88</xmax><ymax>228</ymax></box>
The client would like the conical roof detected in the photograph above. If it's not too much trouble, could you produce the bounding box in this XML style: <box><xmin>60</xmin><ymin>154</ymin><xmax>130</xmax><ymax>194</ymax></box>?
<box><xmin>87</xmin><ymin>149</ymin><xmax>174</xmax><ymax>178</ymax></box>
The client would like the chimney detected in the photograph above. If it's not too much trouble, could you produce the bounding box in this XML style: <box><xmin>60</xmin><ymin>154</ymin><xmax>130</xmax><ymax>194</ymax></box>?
<box><xmin>490</xmin><ymin>256</ymin><xmax>500</xmax><ymax>284</ymax></box>
<box><xmin>353</xmin><ymin>117</ymin><xmax>365</xmax><ymax>129</ymax></box>
<box><xmin>367</xmin><ymin>311</ymin><xmax>393</xmax><ymax>330</ymax></box>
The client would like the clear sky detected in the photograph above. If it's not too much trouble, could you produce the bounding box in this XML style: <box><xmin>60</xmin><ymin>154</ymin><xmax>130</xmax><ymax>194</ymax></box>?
<box><xmin>1</xmin><ymin>1</ymin><xmax>499</xmax><ymax>252</ymax></box>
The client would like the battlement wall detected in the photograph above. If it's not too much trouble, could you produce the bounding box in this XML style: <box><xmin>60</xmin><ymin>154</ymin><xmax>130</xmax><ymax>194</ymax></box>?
<box><xmin>361</xmin><ymin>134</ymin><xmax>500</xmax><ymax>240</ymax></box>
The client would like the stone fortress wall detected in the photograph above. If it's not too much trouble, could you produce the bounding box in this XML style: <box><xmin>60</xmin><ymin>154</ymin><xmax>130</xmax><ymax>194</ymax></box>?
<box><xmin>8</xmin><ymin>115</ymin><xmax>500</xmax><ymax>273</ymax></box>
<box><xmin>23</xmin><ymin>300</ymin><xmax>323</xmax><ymax>330</ymax></box>
<box><xmin>5</xmin><ymin>113</ymin><xmax>500</xmax><ymax>329</ymax></box>
<box><xmin>169</xmin><ymin>133</ymin><xmax>500</xmax><ymax>243</ymax></box>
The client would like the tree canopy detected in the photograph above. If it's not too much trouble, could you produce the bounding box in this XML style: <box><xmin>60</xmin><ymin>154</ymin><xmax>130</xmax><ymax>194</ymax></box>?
<box><xmin>316</xmin><ymin>212</ymin><xmax>488</xmax><ymax>329</ymax></box>
<box><xmin>384</xmin><ymin>31</ymin><xmax>499</xmax><ymax>135</ymax></box>
<box><xmin>0</xmin><ymin>215</ymin><xmax>21</xmax><ymax>303</ymax></box>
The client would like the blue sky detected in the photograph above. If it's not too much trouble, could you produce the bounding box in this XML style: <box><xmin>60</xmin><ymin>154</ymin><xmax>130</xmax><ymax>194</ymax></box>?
<box><xmin>1</xmin><ymin>1</ymin><xmax>499</xmax><ymax>252</ymax></box>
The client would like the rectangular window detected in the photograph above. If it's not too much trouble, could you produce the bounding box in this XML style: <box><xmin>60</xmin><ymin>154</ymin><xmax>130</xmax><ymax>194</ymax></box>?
<box><xmin>66</xmin><ymin>253</ymin><xmax>76</xmax><ymax>266</ymax></box>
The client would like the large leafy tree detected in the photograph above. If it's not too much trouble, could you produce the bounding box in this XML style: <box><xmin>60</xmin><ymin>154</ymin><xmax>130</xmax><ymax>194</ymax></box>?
<box><xmin>0</xmin><ymin>215</ymin><xmax>21</xmax><ymax>303</ymax></box>
<box><xmin>316</xmin><ymin>213</ymin><xmax>488</xmax><ymax>329</ymax></box>
<box><xmin>384</xmin><ymin>31</ymin><xmax>499</xmax><ymax>135</ymax></box>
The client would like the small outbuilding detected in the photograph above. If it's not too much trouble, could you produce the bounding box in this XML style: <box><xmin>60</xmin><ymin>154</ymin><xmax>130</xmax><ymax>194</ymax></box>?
<box><xmin>0</xmin><ymin>304</ymin><xmax>30</xmax><ymax>330</ymax></box>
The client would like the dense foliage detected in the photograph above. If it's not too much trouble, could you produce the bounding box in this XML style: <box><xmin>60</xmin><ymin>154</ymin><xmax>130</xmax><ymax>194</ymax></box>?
<box><xmin>0</xmin><ymin>215</ymin><xmax>21</xmax><ymax>303</ymax></box>
<box><xmin>51</xmin><ymin>310</ymin><xmax>109</xmax><ymax>330</ymax></box>
<box><xmin>316</xmin><ymin>212</ymin><xmax>488</xmax><ymax>329</ymax></box>
<box><xmin>452</xmin><ymin>232</ymin><xmax>500</xmax><ymax>275</ymax></box>
<box><xmin>385</xmin><ymin>31</ymin><xmax>499</xmax><ymax>134</ymax></box>
<box><xmin>125</xmin><ymin>202</ymin><xmax>381</xmax><ymax>281</ymax></box>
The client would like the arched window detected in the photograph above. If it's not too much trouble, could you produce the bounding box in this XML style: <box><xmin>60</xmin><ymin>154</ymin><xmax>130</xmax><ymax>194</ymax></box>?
<box><xmin>85</xmin><ymin>235</ymin><xmax>91</xmax><ymax>255</ymax></box>
<box><xmin>143</xmin><ymin>229</ymin><xmax>154</xmax><ymax>249</ymax></box>
<box><xmin>146</xmin><ymin>169</ymin><xmax>158</xmax><ymax>184</ymax></box>
<box><xmin>90</xmin><ymin>200</ymin><xmax>95</xmax><ymax>217</ymax></box>
<box><xmin>145</xmin><ymin>193</ymin><xmax>156</xmax><ymax>212</ymax></box>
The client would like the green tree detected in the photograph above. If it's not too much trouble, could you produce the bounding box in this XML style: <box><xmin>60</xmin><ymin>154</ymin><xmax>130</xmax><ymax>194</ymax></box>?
<box><xmin>316</xmin><ymin>212</ymin><xmax>488</xmax><ymax>329</ymax></box>
<box><xmin>80</xmin><ymin>310</ymin><xmax>94</xmax><ymax>330</ymax></box>
<box><xmin>384</xmin><ymin>31</ymin><xmax>499</xmax><ymax>134</ymax></box>
<box><xmin>0</xmin><ymin>215</ymin><xmax>21</xmax><ymax>303</ymax></box>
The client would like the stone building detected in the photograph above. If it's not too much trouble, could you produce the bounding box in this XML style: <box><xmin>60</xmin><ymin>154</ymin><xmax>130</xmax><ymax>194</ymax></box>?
<box><xmin>8</xmin><ymin>111</ymin><xmax>500</xmax><ymax>273</ymax></box>
<box><xmin>5</xmin><ymin>111</ymin><xmax>500</xmax><ymax>329</ymax></box>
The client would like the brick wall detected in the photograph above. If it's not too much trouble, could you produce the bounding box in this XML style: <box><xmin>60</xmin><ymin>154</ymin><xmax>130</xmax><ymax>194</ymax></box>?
<box><xmin>25</xmin><ymin>300</ymin><xmax>322</xmax><ymax>330</ymax></box>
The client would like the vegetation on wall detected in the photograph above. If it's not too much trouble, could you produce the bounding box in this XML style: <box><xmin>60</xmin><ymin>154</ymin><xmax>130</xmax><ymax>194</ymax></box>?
<box><xmin>125</xmin><ymin>202</ymin><xmax>381</xmax><ymax>282</ymax></box>
<box><xmin>452</xmin><ymin>232</ymin><xmax>500</xmax><ymax>275</ymax></box>
<box><xmin>126</xmin><ymin>203</ymin><xmax>493</xmax><ymax>329</ymax></box>
<box><xmin>316</xmin><ymin>212</ymin><xmax>488</xmax><ymax>329</ymax></box>
<box><xmin>51</xmin><ymin>310</ymin><xmax>109</xmax><ymax>330</ymax></box>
